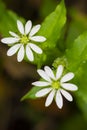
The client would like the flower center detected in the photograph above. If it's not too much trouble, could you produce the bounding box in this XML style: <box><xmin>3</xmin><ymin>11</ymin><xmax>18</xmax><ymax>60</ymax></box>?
<box><xmin>52</xmin><ymin>81</ymin><xmax>60</xmax><ymax>89</ymax></box>
<box><xmin>20</xmin><ymin>35</ymin><xmax>29</xmax><ymax>44</ymax></box>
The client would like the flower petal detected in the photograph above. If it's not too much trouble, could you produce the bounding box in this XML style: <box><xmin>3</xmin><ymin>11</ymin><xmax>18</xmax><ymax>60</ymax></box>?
<box><xmin>56</xmin><ymin>65</ymin><xmax>63</xmax><ymax>80</ymax></box>
<box><xmin>26</xmin><ymin>45</ymin><xmax>34</xmax><ymax>61</ymax></box>
<box><xmin>44</xmin><ymin>66</ymin><xmax>55</xmax><ymax>80</ymax></box>
<box><xmin>32</xmin><ymin>81</ymin><xmax>50</xmax><ymax>87</ymax></box>
<box><xmin>35</xmin><ymin>88</ymin><xmax>52</xmax><ymax>97</ymax></box>
<box><xmin>1</xmin><ymin>37</ymin><xmax>19</xmax><ymax>44</ymax></box>
<box><xmin>30</xmin><ymin>36</ymin><xmax>46</xmax><ymax>42</ymax></box>
<box><xmin>61</xmin><ymin>72</ymin><xmax>74</xmax><ymax>83</ymax></box>
<box><xmin>61</xmin><ymin>83</ymin><xmax>78</xmax><ymax>91</ymax></box>
<box><xmin>45</xmin><ymin>89</ymin><xmax>55</xmax><ymax>107</ymax></box>
<box><xmin>7</xmin><ymin>44</ymin><xmax>21</xmax><ymax>56</ymax></box>
<box><xmin>17</xmin><ymin>20</ymin><xmax>24</xmax><ymax>34</ymax></box>
<box><xmin>29</xmin><ymin>24</ymin><xmax>41</xmax><ymax>36</ymax></box>
<box><xmin>9</xmin><ymin>31</ymin><xmax>19</xmax><ymax>38</ymax></box>
<box><xmin>37</xmin><ymin>69</ymin><xmax>51</xmax><ymax>82</ymax></box>
<box><xmin>55</xmin><ymin>90</ymin><xmax>63</xmax><ymax>109</ymax></box>
<box><xmin>25</xmin><ymin>20</ymin><xmax>32</xmax><ymax>35</ymax></box>
<box><xmin>29</xmin><ymin>43</ymin><xmax>42</xmax><ymax>54</ymax></box>
<box><xmin>17</xmin><ymin>45</ymin><xmax>24</xmax><ymax>62</ymax></box>
<box><xmin>60</xmin><ymin>89</ymin><xmax>73</xmax><ymax>101</ymax></box>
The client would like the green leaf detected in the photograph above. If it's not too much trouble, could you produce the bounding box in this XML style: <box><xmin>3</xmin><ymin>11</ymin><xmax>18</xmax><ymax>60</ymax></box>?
<box><xmin>40</xmin><ymin>0</ymin><xmax>57</xmax><ymax>18</ymax></box>
<box><xmin>66</xmin><ymin>31</ymin><xmax>87</xmax><ymax>72</ymax></box>
<box><xmin>65</xmin><ymin>31</ymin><xmax>87</xmax><ymax>119</ymax></box>
<box><xmin>39</xmin><ymin>0</ymin><xmax>66</xmax><ymax>49</ymax></box>
<box><xmin>63</xmin><ymin>10</ymin><xmax>87</xmax><ymax>117</ymax></box>
<box><xmin>66</xmin><ymin>9</ymin><xmax>87</xmax><ymax>49</ymax></box>
<box><xmin>21</xmin><ymin>87</ymin><xmax>42</xmax><ymax>101</ymax></box>
<box><xmin>0</xmin><ymin>0</ymin><xmax>25</xmax><ymax>36</ymax></box>
<box><xmin>75</xmin><ymin>62</ymin><xmax>87</xmax><ymax>120</ymax></box>
<box><xmin>33</xmin><ymin>0</ymin><xmax>66</xmax><ymax>67</ymax></box>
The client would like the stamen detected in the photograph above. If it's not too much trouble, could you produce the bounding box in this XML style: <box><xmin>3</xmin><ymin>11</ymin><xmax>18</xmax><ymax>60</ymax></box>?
<box><xmin>20</xmin><ymin>35</ymin><xmax>29</xmax><ymax>44</ymax></box>
<box><xmin>52</xmin><ymin>81</ymin><xmax>60</xmax><ymax>89</ymax></box>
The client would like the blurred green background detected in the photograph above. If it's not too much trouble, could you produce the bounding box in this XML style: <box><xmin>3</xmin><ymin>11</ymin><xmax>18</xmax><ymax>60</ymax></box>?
<box><xmin>0</xmin><ymin>0</ymin><xmax>87</xmax><ymax>130</ymax></box>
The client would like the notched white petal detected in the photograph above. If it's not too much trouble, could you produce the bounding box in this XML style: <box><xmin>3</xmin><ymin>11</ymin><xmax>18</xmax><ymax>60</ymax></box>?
<box><xmin>56</xmin><ymin>65</ymin><xmax>63</xmax><ymax>80</ymax></box>
<box><xmin>9</xmin><ymin>31</ymin><xmax>19</xmax><ymax>38</ymax></box>
<box><xmin>45</xmin><ymin>89</ymin><xmax>55</xmax><ymax>107</ymax></box>
<box><xmin>61</xmin><ymin>72</ymin><xmax>74</xmax><ymax>83</ymax></box>
<box><xmin>25</xmin><ymin>20</ymin><xmax>32</xmax><ymax>35</ymax></box>
<box><xmin>17</xmin><ymin>20</ymin><xmax>24</xmax><ymax>34</ymax></box>
<box><xmin>32</xmin><ymin>81</ymin><xmax>50</xmax><ymax>87</ymax></box>
<box><xmin>60</xmin><ymin>89</ymin><xmax>73</xmax><ymax>101</ymax></box>
<box><xmin>29</xmin><ymin>43</ymin><xmax>42</xmax><ymax>54</ymax></box>
<box><xmin>44</xmin><ymin>66</ymin><xmax>55</xmax><ymax>80</ymax></box>
<box><xmin>61</xmin><ymin>83</ymin><xmax>78</xmax><ymax>91</ymax></box>
<box><xmin>17</xmin><ymin>45</ymin><xmax>24</xmax><ymax>62</ymax></box>
<box><xmin>55</xmin><ymin>90</ymin><xmax>63</xmax><ymax>109</ymax></box>
<box><xmin>35</xmin><ymin>88</ymin><xmax>52</xmax><ymax>97</ymax></box>
<box><xmin>1</xmin><ymin>37</ymin><xmax>19</xmax><ymax>44</ymax></box>
<box><xmin>30</xmin><ymin>36</ymin><xmax>46</xmax><ymax>42</ymax></box>
<box><xmin>26</xmin><ymin>45</ymin><xmax>34</xmax><ymax>61</ymax></box>
<box><xmin>7</xmin><ymin>44</ymin><xmax>21</xmax><ymax>56</ymax></box>
<box><xmin>29</xmin><ymin>24</ymin><xmax>41</xmax><ymax>36</ymax></box>
<box><xmin>37</xmin><ymin>69</ymin><xmax>51</xmax><ymax>82</ymax></box>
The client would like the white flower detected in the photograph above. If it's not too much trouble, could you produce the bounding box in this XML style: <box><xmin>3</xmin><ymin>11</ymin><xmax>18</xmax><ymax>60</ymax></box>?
<box><xmin>1</xmin><ymin>20</ymin><xmax>46</xmax><ymax>62</ymax></box>
<box><xmin>32</xmin><ymin>65</ymin><xmax>78</xmax><ymax>109</ymax></box>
